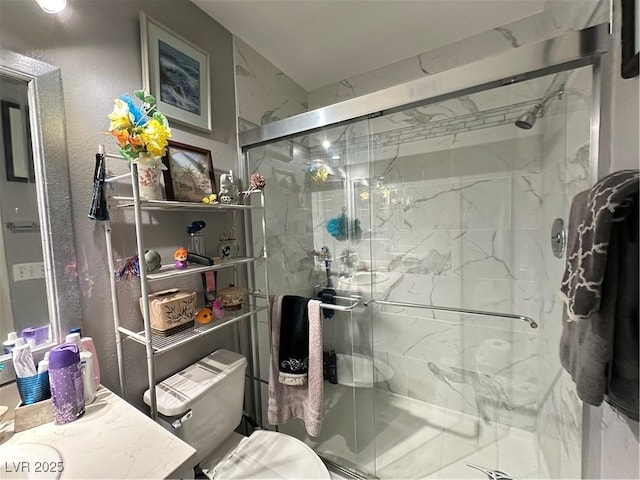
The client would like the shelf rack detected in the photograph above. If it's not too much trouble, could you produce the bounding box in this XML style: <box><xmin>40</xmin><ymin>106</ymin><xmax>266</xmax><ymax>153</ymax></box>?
<box><xmin>117</xmin><ymin>304</ymin><xmax>267</xmax><ymax>355</ymax></box>
<box><xmin>101</xmin><ymin>146</ymin><xmax>268</xmax><ymax>421</ymax></box>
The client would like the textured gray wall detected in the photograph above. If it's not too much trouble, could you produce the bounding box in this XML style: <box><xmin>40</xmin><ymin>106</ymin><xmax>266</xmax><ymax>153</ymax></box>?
<box><xmin>0</xmin><ymin>0</ymin><xmax>240</xmax><ymax>410</ymax></box>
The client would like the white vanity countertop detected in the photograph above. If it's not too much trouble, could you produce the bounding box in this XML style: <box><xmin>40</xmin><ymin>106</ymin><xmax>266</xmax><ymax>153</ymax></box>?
<box><xmin>1</xmin><ymin>387</ymin><xmax>196</xmax><ymax>479</ymax></box>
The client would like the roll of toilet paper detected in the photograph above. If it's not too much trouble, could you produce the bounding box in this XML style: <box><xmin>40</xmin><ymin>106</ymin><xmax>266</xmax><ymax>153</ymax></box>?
<box><xmin>475</xmin><ymin>338</ymin><xmax>511</xmax><ymax>374</ymax></box>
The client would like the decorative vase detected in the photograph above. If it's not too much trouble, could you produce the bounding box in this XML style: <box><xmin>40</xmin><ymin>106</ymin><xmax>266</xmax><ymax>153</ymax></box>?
<box><xmin>217</xmin><ymin>237</ymin><xmax>240</xmax><ymax>260</ymax></box>
<box><xmin>136</xmin><ymin>152</ymin><xmax>163</xmax><ymax>200</ymax></box>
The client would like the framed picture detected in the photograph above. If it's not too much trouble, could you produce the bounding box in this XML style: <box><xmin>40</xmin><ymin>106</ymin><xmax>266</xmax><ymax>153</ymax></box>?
<box><xmin>162</xmin><ymin>141</ymin><xmax>217</xmax><ymax>202</ymax></box>
<box><xmin>140</xmin><ymin>12</ymin><xmax>212</xmax><ymax>131</ymax></box>
<box><xmin>1</xmin><ymin>100</ymin><xmax>34</xmax><ymax>183</ymax></box>
<box><xmin>621</xmin><ymin>0</ymin><xmax>639</xmax><ymax>78</ymax></box>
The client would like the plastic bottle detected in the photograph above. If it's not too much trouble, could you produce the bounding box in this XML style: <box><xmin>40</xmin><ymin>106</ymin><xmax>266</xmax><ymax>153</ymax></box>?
<box><xmin>3</xmin><ymin>331</ymin><xmax>18</xmax><ymax>354</ymax></box>
<box><xmin>49</xmin><ymin>343</ymin><xmax>85</xmax><ymax>424</ymax></box>
<box><xmin>12</xmin><ymin>337</ymin><xmax>37</xmax><ymax>378</ymax></box>
<box><xmin>80</xmin><ymin>351</ymin><xmax>97</xmax><ymax>404</ymax></box>
<box><xmin>66</xmin><ymin>331</ymin><xmax>100</xmax><ymax>389</ymax></box>
<box><xmin>37</xmin><ymin>351</ymin><xmax>51</xmax><ymax>374</ymax></box>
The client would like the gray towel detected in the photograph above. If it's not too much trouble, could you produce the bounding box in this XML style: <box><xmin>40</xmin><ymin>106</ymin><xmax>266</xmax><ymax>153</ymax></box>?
<box><xmin>560</xmin><ymin>171</ymin><xmax>639</xmax><ymax>420</ymax></box>
<box><xmin>268</xmin><ymin>295</ymin><xmax>324</xmax><ymax>437</ymax></box>
<box><xmin>559</xmin><ymin>169</ymin><xmax>640</xmax><ymax>321</ymax></box>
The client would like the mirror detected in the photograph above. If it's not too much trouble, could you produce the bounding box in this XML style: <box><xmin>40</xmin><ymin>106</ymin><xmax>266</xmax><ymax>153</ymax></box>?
<box><xmin>0</xmin><ymin>50</ymin><xmax>81</xmax><ymax>385</ymax></box>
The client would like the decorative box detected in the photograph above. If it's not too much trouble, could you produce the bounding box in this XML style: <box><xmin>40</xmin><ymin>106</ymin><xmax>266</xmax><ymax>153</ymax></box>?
<box><xmin>218</xmin><ymin>284</ymin><xmax>247</xmax><ymax>311</ymax></box>
<box><xmin>14</xmin><ymin>399</ymin><xmax>53</xmax><ymax>432</ymax></box>
<box><xmin>140</xmin><ymin>289</ymin><xmax>197</xmax><ymax>336</ymax></box>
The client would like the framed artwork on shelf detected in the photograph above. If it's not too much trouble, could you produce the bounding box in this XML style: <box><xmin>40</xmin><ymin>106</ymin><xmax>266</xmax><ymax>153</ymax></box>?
<box><xmin>1</xmin><ymin>100</ymin><xmax>34</xmax><ymax>183</ymax></box>
<box><xmin>161</xmin><ymin>141</ymin><xmax>217</xmax><ymax>202</ymax></box>
<box><xmin>140</xmin><ymin>12</ymin><xmax>212</xmax><ymax>131</ymax></box>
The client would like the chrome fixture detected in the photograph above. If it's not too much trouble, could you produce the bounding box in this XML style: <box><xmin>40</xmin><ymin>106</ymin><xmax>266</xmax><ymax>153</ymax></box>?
<box><xmin>364</xmin><ymin>299</ymin><xmax>538</xmax><ymax>329</ymax></box>
<box><xmin>515</xmin><ymin>85</ymin><xmax>565</xmax><ymax>129</ymax></box>
<box><xmin>551</xmin><ymin>218</ymin><xmax>567</xmax><ymax>258</ymax></box>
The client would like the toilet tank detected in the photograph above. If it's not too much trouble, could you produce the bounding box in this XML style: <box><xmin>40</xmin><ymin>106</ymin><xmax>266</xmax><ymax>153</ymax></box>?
<box><xmin>143</xmin><ymin>349</ymin><xmax>247</xmax><ymax>465</ymax></box>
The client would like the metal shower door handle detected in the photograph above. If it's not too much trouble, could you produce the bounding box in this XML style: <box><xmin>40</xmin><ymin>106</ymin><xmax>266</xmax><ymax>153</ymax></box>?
<box><xmin>551</xmin><ymin>218</ymin><xmax>566</xmax><ymax>258</ymax></box>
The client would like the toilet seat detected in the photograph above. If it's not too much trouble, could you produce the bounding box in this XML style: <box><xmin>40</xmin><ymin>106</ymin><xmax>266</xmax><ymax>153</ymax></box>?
<box><xmin>205</xmin><ymin>430</ymin><xmax>330</xmax><ymax>479</ymax></box>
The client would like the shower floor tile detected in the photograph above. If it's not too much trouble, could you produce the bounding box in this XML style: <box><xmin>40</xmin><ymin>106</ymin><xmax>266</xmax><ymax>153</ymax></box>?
<box><xmin>371</xmin><ymin>390</ymin><xmax>544</xmax><ymax>479</ymax></box>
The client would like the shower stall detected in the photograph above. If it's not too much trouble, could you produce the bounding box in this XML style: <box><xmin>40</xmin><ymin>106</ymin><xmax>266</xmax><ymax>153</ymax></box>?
<box><xmin>241</xmin><ymin>24</ymin><xmax>608</xmax><ymax>479</ymax></box>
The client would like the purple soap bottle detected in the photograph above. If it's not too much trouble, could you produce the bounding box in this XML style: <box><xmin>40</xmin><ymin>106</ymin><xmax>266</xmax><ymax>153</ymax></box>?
<box><xmin>48</xmin><ymin>343</ymin><xmax>85</xmax><ymax>424</ymax></box>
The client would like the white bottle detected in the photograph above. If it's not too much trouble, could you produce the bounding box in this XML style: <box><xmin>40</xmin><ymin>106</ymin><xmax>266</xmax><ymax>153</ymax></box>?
<box><xmin>12</xmin><ymin>338</ymin><xmax>37</xmax><ymax>378</ymax></box>
<box><xmin>80</xmin><ymin>351</ymin><xmax>97</xmax><ymax>404</ymax></box>
<box><xmin>66</xmin><ymin>332</ymin><xmax>100</xmax><ymax>389</ymax></box>
<box><xmin>3</xmin><ymin>331</ymin><xmax>18</xmax><ymax>355</ymax></box>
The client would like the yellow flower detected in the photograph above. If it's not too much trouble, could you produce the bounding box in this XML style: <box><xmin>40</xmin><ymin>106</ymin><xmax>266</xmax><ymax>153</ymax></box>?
<box><xmin>107</xmin><ymin>99</ymin><xmax>132</xmax><ymax>131</ymax></box>
<box><xmin>138</xmin><ymin>118</ymin><xmax>172</xmax><ymax>157</ymax></box>
<box><xmin>314</xmin><ymin>167</ymin><xmax>328</xmax><ymax>183</ymax></box>
<box><xmin>202</xmin><ymin>194</ymin><xmax>218</xmax><ymax>204</ymax></box>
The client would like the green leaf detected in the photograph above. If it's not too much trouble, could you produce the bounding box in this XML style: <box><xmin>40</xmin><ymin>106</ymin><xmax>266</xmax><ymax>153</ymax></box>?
<box><xmin>134</xmin><ymin>90</ymin><xmax>146</xmax><ymax>101</ymax></box>
<box><xmin>144</xmin><ymin>95</ymin><xmax>156</xmax><ymax>104</ymax></box>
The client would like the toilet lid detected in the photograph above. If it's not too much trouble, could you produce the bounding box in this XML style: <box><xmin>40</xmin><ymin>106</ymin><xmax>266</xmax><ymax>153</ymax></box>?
<box><xmin>209</xmin><ymin>430</ymin><xmax>330</xmax><ymax>479</ymax></box>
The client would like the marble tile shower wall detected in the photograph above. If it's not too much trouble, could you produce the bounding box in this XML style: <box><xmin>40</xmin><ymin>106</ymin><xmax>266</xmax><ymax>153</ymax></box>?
<box><xmin>308</xmin><ymin>0</ymin><xmax>606</xmax><ymax>109</ymax></box>
<box><xmin>364</xmin><ymin>122</ymin><xmax>544</xmax><ymax>431</ymax></box>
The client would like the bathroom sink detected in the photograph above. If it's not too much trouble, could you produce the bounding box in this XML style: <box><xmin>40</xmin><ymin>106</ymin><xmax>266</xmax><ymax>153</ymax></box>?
<box><xmin>0</xmin><ymin>443</ymin><xmax>63</xmax><ymax>479</ymax></box>
<box><xmin>341</xmin><ymin>271</ymin><xmax>389</xmax><ymax>286</ymax></box>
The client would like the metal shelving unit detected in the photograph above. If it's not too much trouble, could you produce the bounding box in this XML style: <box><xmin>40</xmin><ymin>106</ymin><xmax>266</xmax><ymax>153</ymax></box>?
<box><xmin>101</xmin><ymin>146</ymin><xmax>268</xmax><ymax>421</ymax></box>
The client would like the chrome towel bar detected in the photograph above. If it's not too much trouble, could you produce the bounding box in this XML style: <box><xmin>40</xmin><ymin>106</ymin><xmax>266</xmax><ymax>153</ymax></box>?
<box><xmin>249</xmin><ymin>291</ymin><xmax>361</xmax><ymax>312</ymax></box>
<box><xmin>363</xmin><ymin>299</ymin><xmax>538</xmax><ymax>329</ymax></box>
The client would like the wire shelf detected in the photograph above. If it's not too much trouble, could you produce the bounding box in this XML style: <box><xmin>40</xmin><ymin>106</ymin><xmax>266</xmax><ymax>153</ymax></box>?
<box><xmin>145</xmin><ymin>256</ymin><xmax>263</xmax><ymax>281</ymax></box>
<box><xmin>119</xmin><ymin>304</ymin><xmax>267</xmax><ymax>355</ymax></box>
<box><xmin>111</xmin><ymin>196</ymin><xmax>263</xmax><ymax>211</ymax></box>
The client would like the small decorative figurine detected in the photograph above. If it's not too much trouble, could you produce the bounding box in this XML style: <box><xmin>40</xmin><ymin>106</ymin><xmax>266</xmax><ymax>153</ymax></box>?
<box><xmin>218</xmin><ymin>170</ymin><xmax>240</xmax><ymax>204</ymax></box>
<box><xmin>212</xmin><ymin>298</ymin><xmax>225</xmax><ymax>319</ymax></box>
<box><xmin>144</xmin><ymin>249</ymin><xmax>162</xmax><ymax>273</ymax></box>
<box><xmin>196</xmin><ymin>307</ymin><xmax>213</xmax><ymax>324</ymax></box>
<box><xmin>173</xmin><ymin>247</ymin><xmax>188</xmax><ymax>270</ymax></box>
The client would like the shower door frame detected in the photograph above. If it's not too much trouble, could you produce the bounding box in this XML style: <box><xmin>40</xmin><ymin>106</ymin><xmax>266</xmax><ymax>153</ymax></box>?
<box><xmin>240</xmin><ymin>23</ymin><xmax>610</xmax><ymax>479</ymax></box>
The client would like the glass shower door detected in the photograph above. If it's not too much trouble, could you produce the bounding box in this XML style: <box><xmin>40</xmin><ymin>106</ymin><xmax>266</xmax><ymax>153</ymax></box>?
<box><xmin>245</xmin><ymin>119</ymin><xmax>378</xmax><ymax>476</ymax></box>
<box><xmin>363</xmin><ymin>65</ymin><xmax>594</xmax><ymax>479</ymax></box>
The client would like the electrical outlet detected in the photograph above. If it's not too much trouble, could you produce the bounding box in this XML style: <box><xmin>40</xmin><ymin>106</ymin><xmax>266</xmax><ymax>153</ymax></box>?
<box><xmin>12</xmin><ymin>262</ymin><xmax>45</xmax><ymax>281</ymax></box>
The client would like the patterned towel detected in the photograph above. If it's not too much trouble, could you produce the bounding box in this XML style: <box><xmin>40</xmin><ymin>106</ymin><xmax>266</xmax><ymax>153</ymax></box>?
<box><xmin>560</xmin><ymin>169</ymin><xmax>639</xmax><ymax>322</ymax></box>
<box><xmin>279</xmin><ymin>295</ymin><xmax>311</xmax><ymax>385</ymax></box>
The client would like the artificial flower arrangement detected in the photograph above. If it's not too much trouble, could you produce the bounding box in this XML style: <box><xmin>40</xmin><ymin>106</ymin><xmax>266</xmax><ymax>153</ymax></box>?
<box><xmin>304</xmin><ymin>162</ymin><xmax>329</xmax><ymax>185</ymax></box>
<box><xmin>107</xmin><ymin>90</ymin><xmax>172</xmax><ymax>161</ymax></box>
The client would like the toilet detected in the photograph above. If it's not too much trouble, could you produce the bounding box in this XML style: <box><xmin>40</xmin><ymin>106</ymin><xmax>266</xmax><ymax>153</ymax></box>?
<box><xmin>143</xmin><ymin>349</ymin><xmax>330</xmax><ymax>479</ymax></box>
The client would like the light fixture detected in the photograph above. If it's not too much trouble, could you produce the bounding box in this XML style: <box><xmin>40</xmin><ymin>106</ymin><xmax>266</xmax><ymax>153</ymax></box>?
<box><xmin>35</xmin><ymin>0</ymin><xmax>67</xmax><ymax>14</ymax></box>
<box><xmin>332</xmin><ymin>155</ymin><xmax>340</xmax><ymax>160</ymax></box>
<box><xmin>322</xmin><ymin>140</ymin><xmax>331</xmax><ymax>149</ymax></box>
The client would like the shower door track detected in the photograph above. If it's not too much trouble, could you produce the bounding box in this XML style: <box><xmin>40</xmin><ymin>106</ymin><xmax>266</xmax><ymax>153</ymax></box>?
<box><xmin>364</xmin><ymin>299</ymin><xmax>538</xmax><ymax>329</ymax></box>
<box><xmin>239</xmin><ymin>23</ymin><xmax>608</xmax><ymax>148</ymax></box>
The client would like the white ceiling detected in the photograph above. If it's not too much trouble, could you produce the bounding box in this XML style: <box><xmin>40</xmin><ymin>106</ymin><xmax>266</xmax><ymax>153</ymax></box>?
<box><xmin>192</xmin><ymin>0</ymin><xmax>546</xmax><ymax>91</ymax></box>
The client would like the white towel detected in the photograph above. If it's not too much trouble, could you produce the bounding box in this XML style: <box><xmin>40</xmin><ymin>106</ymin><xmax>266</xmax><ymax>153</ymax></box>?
<box><xmin>267</xmin><ymin>295</ymin><xmax>323</xmax><ymax>437</ymax></box>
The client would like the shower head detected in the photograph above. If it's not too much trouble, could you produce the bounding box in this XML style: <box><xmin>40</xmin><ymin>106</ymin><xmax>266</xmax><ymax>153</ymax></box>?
<box><xmin>515</xmin><ymin>106</ymin><xmax>541</xmax><ymax>130</ymax></box>
<box><xmin>514</xmin><ymin>85</ymin><xmax>565</xmax><ymax>130</ymax></box>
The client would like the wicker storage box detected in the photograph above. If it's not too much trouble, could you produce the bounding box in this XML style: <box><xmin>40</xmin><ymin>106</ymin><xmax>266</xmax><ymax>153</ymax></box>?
<box><xmin>140</xmin><ymin>289</ymin><xmax>197</xmax><ymax>336</ymax></box>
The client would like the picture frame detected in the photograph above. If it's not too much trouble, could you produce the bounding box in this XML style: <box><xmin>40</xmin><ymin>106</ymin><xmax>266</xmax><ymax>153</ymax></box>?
<box><xmin>621</xmin><ymin>0</ymin><xmax>639</xmax><ymax>79</ymax></box>
<box><xmin>162</xmin><ymin>141</ymin><xmax>217</xmax><ymax>202</ymax></box>
<box><xmin>140</xmin><ymin>12</ymin><xmax>212</xmax><ymax>131</ymax></box>
<box><xmin>1</xmin><ymin>100</ymin><xmax>34</xmax><ymax>183</ymax></box>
